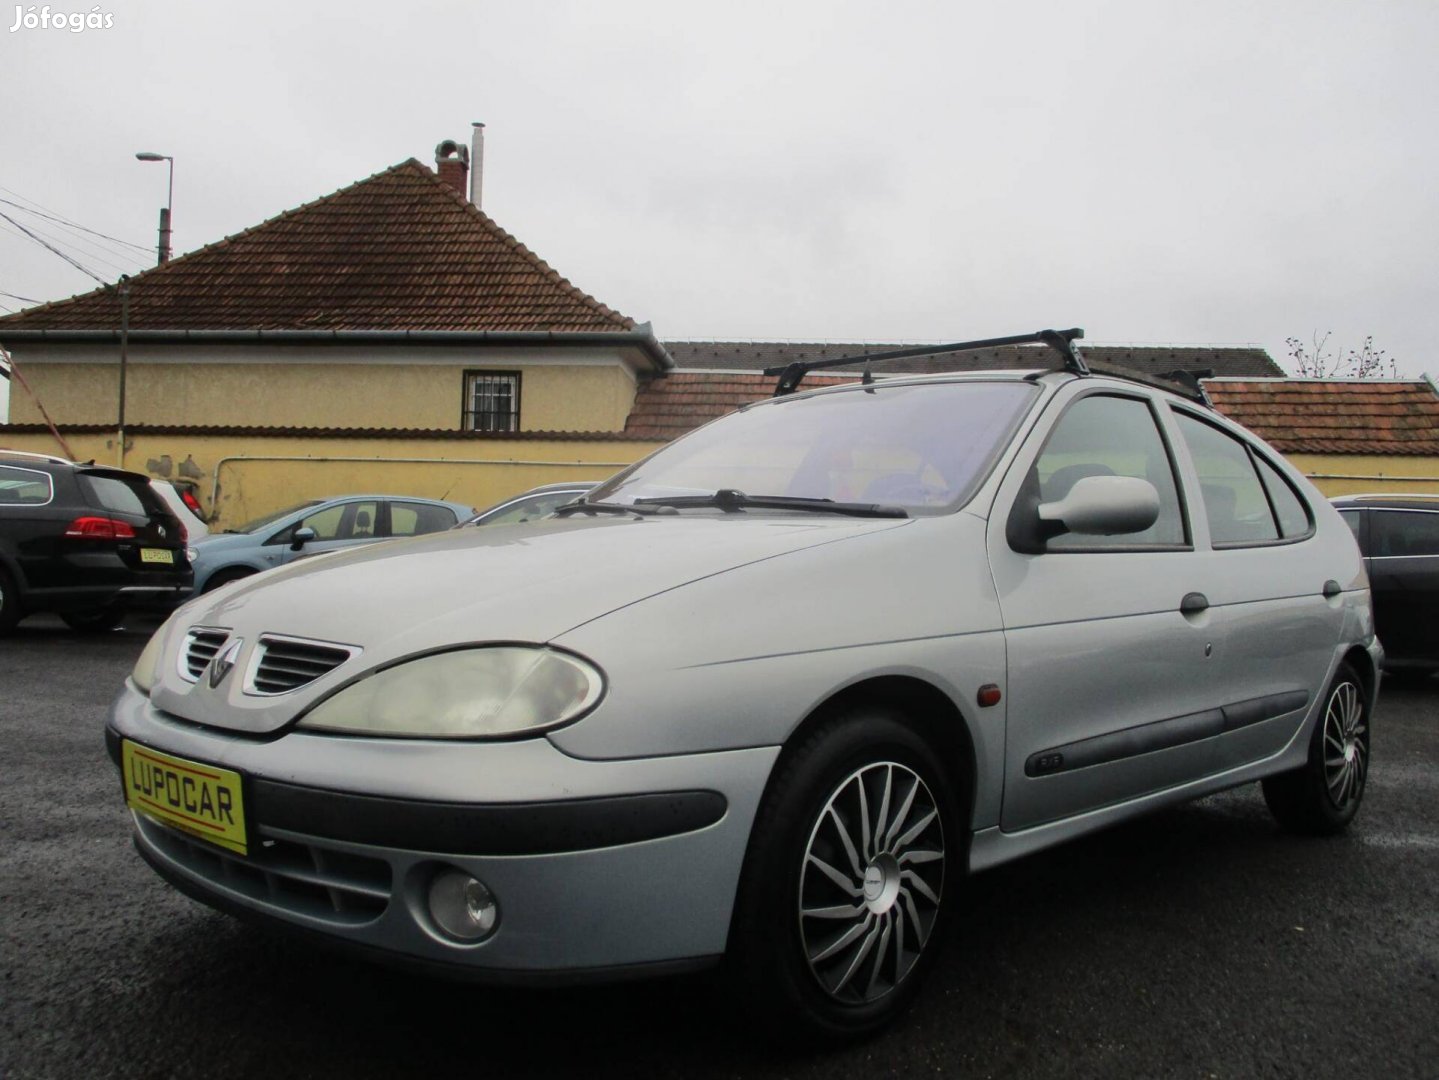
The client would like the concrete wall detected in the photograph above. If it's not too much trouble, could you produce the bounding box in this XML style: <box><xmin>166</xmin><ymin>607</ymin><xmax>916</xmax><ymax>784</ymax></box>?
<box><xmin>2</xmin><ymin>343</ymin><xmax>640</xmax><ymax>433</ymax></box>
<box><xmin>1290</xmin><ymin>453</ymin><xmax>1439</xmax><ymax>496</ymax></box>
<box><xmin>0</xmin><ymin>429</ymin><xmax>665</xmax><ymax>530</ymax></box>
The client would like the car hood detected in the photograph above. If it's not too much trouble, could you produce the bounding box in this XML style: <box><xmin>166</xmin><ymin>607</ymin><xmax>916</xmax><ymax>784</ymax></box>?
<box><xmin>151</xmin><ymin>513</ymin><xmax>909</xmax><ymax>734</ymax></box>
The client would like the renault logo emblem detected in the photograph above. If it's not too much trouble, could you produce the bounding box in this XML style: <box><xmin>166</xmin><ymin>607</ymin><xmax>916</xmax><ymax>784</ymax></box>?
<box><xmin>209</xmin><ymin>639</ymin><xmax>243</xmax><ymax>689</ymax></box>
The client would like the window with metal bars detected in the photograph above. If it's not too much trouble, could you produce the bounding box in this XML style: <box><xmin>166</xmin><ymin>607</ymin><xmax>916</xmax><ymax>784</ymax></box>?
<box><xmin>462</xmin><ymin>371</ymin><xmax>521</xmax><ymax>432</ymax></box>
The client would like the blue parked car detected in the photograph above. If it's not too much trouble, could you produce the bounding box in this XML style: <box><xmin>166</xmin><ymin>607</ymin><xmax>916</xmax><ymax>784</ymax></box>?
<box><xmin>188</xmin><ymin>494</ymin><xmax>474</xmax><ymax>593</ymax></box>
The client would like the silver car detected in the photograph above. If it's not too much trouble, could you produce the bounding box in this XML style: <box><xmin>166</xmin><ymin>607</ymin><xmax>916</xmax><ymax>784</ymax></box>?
<box><xmin>108</xmin><ymin>347</ymin><xmax>1379</xmax><ymax>1041</ymax></box>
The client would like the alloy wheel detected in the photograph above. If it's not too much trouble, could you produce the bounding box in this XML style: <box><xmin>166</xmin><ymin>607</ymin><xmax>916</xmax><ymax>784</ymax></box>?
<box><xmin>798</xmin><ymin>761</ymin><xmax>945</xmax><ymax>1004</ymax></box>
<box><xmin>1322</xmin><ymin>680</ymin><xmax>1368</xmax><ymax>810</ymax></box>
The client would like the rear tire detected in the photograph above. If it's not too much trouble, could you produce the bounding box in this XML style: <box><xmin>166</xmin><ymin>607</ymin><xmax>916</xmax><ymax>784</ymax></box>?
<box><xmin>1262</xmin><ymin>663</ymin><xmax>1370</xmax><ymax>835</ymax></box>
<box><xmin>0</xmin><ymin>567</ymin><xmax>21</xmax><ymax>635</ymax></box>
<box><xmin>726</xmin><ymin>706</ymin><xmax>963</xmax><ymax>1044</ymax></box>
<box><xmin>61</xmin><ymin>607</ymin><xmax>126</xmax><ymax>633</ymax></box>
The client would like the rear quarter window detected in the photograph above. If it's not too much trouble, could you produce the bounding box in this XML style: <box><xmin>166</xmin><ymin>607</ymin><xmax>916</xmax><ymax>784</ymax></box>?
<box><xmin>0</xmin><ymin>466</ymin><xmax>54</xmax><ymax>505</ymax></box>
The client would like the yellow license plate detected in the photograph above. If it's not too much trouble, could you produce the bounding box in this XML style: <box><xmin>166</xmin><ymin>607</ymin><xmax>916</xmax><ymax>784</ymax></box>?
<box><xmin>122</xmin><ymin>741</ymin><xmax>248</xmax><ymax>855</ymax></box>
<box><xmin>140</xmin><ymin>548</ymin><xmax>175</xmax><ymax>565</ymax></box>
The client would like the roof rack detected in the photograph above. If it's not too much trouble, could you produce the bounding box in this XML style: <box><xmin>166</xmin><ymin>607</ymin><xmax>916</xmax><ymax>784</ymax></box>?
<box><xmin>764</xmin><ymin>328</ymin><xmax>1087</xmax><ymax>396</ymax></box>
<box><xmin>0</xmin><ymin>448</ymin><xmax>73</xmax><ymax>465</ymax></box>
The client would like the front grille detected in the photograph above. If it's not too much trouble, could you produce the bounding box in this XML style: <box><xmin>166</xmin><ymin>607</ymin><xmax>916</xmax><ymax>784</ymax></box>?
<box><xmin>137</xmin><ymin>815</ymin><xmax>391</xmax><ymax>925</ymax></box>
<box><xmin>249</xmin><ymin>635</ymin><xmax>356</xmax><ymax>695</ymax></box>
<box><xmin>181</xmin><ymin>628</ymin><xmax>230</xmax><ymax>682</ymax></box>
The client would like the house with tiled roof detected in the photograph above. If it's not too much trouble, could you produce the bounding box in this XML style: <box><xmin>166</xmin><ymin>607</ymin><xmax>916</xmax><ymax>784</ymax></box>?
<box><xmin>1205</xmin><ymin>378</ymin><xmax>1439</xmax><ymax>495</ymax></box>
<box><xmin>0</xmin><ymin>139</ymin><xmax>673</xmax><ymax>523</ymax></box>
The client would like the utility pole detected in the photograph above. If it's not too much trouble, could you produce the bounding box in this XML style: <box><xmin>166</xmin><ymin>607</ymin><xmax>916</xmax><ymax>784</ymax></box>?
<box><xmin>117</xmin><ymin>275</ymin><xmax>130</xmax><ymax>467</ymax></box>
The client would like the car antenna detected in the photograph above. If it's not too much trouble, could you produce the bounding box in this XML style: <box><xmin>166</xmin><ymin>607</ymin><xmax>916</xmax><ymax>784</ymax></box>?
<box><xmin>765</xmin><ymin>328</ymin><xmax>1087</xmax><ymax>396</ymax></box>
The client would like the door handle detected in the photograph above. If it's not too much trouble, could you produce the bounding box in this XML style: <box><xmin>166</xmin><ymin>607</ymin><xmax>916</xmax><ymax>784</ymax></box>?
<box><xmin>1180</xmin><ymin>592</ymin><xmax>1209</xmax><ymax>615</ymax></box>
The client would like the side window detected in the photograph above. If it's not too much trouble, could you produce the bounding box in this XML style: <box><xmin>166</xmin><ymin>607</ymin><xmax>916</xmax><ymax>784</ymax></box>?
<box><xmin>295</xmin><ymin>502</ymin><xmax>379</xmax><ymax>541</ymax></box>
<box><xmin>0</xmin><ymin>465</ymin><xmax>54</xmax><ymax>505</ymax></box>
<box><xmin>1029</xmin><ymin>394</ymin><xmax>1187</xmax><ymax>550</ymax></box>
<box><xmin>390</xmin><ymin>502</ymin><xmax>456</xmax><ymax>537</ymax></box>
<box><xmin>1370</xmin><ymin>510</ymin><xmax>1439</xmax><ymax>557</ymax></box>
<box><xmin>1173</xmin><ymin>412</ymin><xmax>1284</xmax><ymax>546</ymax></box>
<box><xmin>1253</xmin><ymin>455</ymin><xmax>1313</xmax><ymax>539</ymax></box>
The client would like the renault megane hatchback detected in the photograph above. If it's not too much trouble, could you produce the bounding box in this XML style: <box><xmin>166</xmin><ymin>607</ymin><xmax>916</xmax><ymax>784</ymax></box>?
<box><xmin>108</xmin><ymin>331</ymin><xmax>1380</xmax><ymax>1042</ymax></box>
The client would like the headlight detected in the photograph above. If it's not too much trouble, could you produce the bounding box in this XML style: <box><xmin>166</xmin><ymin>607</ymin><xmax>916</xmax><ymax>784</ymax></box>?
<box><xmin>131</xmin><ymin>619</ymin><xmax>170</xmax><ymax>695</ymax></box>
<box><xmin>296</xmin><ymin>646</ymin><xmax>604</xmax><ymax>739</ymax></box>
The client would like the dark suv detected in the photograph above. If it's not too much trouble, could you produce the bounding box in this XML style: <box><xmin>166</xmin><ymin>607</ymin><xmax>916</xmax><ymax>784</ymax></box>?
<box><xmin>0</xmin><ymin>450</ymin><xmax>193</xmax><ymax>633</ymax></box>
<box><xmin>1332</xmin><ymin>493</ymin><xmax>1439</xmax><ymax>672</ymax></box>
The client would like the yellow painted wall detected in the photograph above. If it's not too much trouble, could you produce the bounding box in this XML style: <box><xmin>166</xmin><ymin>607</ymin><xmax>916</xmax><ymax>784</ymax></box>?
<box><xmin>5</xmin><ymin>361</ymin><xmax>636</xmax><ymax>433</ymax></box>
<box><xmin>0</xmin><ymin>429</ymin><xmax>665</xmax><ymax>530</ymax></box>
<box><xmin>1289</xmin><ymin>454</ymin><xmax>1439</xmax><ymax>496</ymax></box>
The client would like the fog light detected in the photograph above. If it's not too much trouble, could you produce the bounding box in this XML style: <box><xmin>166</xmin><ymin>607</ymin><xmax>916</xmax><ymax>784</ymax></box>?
<box><xmin>427</xmin><ymin>869</ymin><xmax>499</xmax><ymax>942</ymax></box>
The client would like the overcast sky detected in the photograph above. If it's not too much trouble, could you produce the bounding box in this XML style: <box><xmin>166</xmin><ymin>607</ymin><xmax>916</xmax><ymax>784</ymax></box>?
<box><xmin>2</xmin><ymin>0</ymin><xmax>1436</xmax><ymax>419</ymax></box>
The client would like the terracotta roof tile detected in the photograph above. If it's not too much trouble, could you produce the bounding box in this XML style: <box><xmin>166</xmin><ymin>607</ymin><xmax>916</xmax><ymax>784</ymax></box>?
<box><xmin>1206</xmin><ymin>379</ymin><xmax>1439</xmax><ymax>455</ymax></box>
<box><xmin>0</xmin><ymin>161</ymin><xmax>634</xmax><ymax>334</ymax></box>
<box><xmin>623</xmin><ymin>372</ymin><xmax>855</xmax><ymax>439</ymax></box>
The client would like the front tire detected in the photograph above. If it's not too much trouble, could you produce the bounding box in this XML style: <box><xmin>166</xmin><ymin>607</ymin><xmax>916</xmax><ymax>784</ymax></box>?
<box><xmin>1262</xmin><ymin>663</ymin><xmax>1370</xmax><ymax>835</ymax></box>
<box><xmin>727</xmin><ymin>706</ymin><xmax>963</xmax><ymax>1044</ymax></box>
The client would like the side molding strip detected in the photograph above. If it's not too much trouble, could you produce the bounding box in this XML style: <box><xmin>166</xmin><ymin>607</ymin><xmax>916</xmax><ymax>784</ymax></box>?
<box><xmin>1025</xmin><ymin>690</ymin><xmax>1310</xmax><ymax>778</ymax></box>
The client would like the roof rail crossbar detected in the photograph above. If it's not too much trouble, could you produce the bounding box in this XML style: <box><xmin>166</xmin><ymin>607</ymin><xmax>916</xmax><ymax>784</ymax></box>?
<box><xmin>764</xmin><ymin>328</ymin><xmax>1086</xmax><ymax>396</ymax></box>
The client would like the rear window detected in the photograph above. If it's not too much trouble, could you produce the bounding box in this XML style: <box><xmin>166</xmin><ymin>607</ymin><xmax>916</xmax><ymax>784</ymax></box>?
<box><xmin>79</xmin><ymin>473</ymin><xmax>161</xmax><ymax>518</ymax></box>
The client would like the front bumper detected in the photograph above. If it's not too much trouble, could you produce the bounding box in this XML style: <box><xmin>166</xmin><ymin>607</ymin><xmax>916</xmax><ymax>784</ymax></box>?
<box><xmin>107</xmin><ymin>685</ymin><xmax>778</xmax><ymax>978</ymax></box>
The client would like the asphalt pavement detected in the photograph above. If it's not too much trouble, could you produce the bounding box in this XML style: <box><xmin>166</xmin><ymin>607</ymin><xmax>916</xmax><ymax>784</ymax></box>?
<box><xmin>2</xmin><ymin>616</ymin><xmax>1436</xmax><ymax>1079</ymax></box>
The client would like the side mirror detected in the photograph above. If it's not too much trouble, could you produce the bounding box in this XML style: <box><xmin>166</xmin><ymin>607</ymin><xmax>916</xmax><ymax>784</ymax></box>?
<box><xmin>1039</xmin><ymin>475</ymin><xmax>1160</xmax><ymax>537</ymax></box>
<box><xmin>290</xmin><ymin>526</ymin><xmax>317</xmax><ymax>551</ymax></box>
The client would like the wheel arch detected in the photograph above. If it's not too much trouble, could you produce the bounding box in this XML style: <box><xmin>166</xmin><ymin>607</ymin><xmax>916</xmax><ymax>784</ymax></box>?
<box><xmin>200</xmin><ymin>563</ymin><xmax>259</xmax><ymax>592</ymax></box>
<box><xmin>777</xmin><ymin>674</ymin><xmax>979</xmax><ymax>832</ymax></box>
<box><xmin>1342</xmin><ymin>643</ymin><xmax>1380</xmax><ymax>712</ymax></box>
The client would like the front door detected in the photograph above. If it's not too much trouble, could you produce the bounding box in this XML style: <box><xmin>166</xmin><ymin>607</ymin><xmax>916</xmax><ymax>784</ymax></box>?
<box><xmin>987</xmin><ymin>388</ymin><xmax>1223</xmax><ymax>833</ymax></box>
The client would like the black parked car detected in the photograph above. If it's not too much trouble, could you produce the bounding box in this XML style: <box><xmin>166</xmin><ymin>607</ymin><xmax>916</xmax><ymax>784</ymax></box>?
<box><xmin>0</xmin><ymin>450</ymin><xmax>193</xmax><ymax>633</ymax></box>
<box><xmin>1332</xmin><ymin>493</ymin><xmax>1439</xmax><ymax>672</ymax></box>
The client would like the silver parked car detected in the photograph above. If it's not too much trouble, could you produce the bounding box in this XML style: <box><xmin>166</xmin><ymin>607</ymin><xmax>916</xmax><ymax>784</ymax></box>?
<box><xmin>108</xmin><ymin>332</ymin><xmax>1380</xmax><ymax>1041</ymax></box>
<box><xmin>458</xmin><ymin>481</ymin><xmax>598</xmax><ymax>527</ymax></box>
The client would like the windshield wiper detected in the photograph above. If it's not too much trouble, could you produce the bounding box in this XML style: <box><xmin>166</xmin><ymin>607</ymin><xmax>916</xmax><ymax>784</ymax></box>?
<box><xmin>633</xmin><ymin>489</ymin><xmax>907</xmax><ymax>519</ymax></box>
<box><xmin>552</xmin><ymin>500</ymin><xmax>669</xmax><ymax>518</ymax></box>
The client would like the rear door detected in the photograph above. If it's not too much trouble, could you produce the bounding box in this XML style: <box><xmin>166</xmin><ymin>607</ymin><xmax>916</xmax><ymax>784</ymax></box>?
<box><xmin>1165</xmin><ymin>409</ymin><xmax>1345</xmax><ymax>769</ymax></box>
<box><xmin>1366</xmin><ymin>508</ymin><xmax>1439</xmax><ymax>664</ymax></box>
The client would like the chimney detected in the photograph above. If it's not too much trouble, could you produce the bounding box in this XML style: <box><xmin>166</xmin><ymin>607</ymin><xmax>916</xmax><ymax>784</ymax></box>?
<box><xmin>469</xmin><ymin>122</ymin><xmax>485</xmax><ymax>208</ymax></box>
<box><xmin>435</xmin><ymin>139</ymin><xmax>469</xmax><ymax>199</ymax></box>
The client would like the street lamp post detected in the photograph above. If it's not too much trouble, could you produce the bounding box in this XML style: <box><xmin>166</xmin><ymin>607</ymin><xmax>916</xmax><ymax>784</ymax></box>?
<box><xmin>135</xmin><ymin>152</ymin><xmax>173</xmax><ymax>264</ymax></box>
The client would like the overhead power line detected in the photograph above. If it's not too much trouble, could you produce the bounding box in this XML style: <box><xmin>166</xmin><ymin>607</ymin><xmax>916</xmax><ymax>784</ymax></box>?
<box><xmin>0</xmin><ymin>196</ymin><xmax>150</xmax><ymax>255</ymax></box>
<box><xmin>0</xmin><ymin>289</ymin><xmax>41</xmax><ymax>304</ymax></box>
<box><xmin>0</xmin><ymin>209</ymin><xmax>110</xmax><ymax>286</ymax></box>
<box><xmin>0</xmin><ymin>212</ymin><xmax>144</xmax><ymax>277</ymax></box>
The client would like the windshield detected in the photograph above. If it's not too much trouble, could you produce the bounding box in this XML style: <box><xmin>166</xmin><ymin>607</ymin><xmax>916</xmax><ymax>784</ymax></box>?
<box><xmin>232</xmin><ymin>500</ymin><xmax>325</xmax><ymax>534</ymax></box>
<box><xmin>591</xmin><ymin>380</ymin><xmax>1037</xmax><ymax>513</ymax></box>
